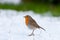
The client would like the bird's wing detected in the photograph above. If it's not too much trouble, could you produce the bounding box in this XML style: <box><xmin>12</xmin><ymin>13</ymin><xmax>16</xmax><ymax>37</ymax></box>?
<box><xmin>29</xmin><ymin>18</ymin><xmax>40</xmax><ymax>28</ymax></box>
<box><xmin>29</xmin><ymin>17</ymin><xmax>46</xmax><ymax>31</ymax></box>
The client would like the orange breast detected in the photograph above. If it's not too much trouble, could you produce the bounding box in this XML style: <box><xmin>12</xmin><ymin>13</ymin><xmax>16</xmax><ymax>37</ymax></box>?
<box><xmin>25</xmin><ymin>17</ymin><xmax>29</xmax><ymax>26</ymax></box>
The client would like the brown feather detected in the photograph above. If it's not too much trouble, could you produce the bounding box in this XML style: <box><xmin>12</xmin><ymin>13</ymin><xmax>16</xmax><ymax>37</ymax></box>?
<box><xmin>24</xmin><ymin>15</ymin><xmax>46</xmax><ymax>31</ymax></box>
<box><xmin>28</xmin><ymin>16</ymin><xmax>40</xmax><ymax>28</ymax></box>
<box><xmin>28</xmin><ymin>15</ymin><xmax>46</xmax><ymax>31</ymax></box>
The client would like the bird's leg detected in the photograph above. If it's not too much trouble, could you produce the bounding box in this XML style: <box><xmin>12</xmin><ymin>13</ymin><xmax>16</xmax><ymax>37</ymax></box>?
<box><xmin>29</xmin><ymin>30</ymin><xmax>35</xmax><ymax>36</ymax></box>
<box><xmin>31</xmin><ymin>30</ymin><xmax>34</xmax><ymax>35</ymax></box>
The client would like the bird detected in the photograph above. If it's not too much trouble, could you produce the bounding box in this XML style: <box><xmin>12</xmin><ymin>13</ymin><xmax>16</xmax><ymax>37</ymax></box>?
<box><xmin>24</xmin><ymin>15</ymin><xmax>45</xmax><ymax>36</ymax></box>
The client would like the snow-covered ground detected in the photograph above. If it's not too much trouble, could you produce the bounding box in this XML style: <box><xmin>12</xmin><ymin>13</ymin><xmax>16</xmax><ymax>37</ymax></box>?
<box><xmin>0</xmin><ymin>9</ymin><xmax>60</xmax><ymax>40</ymax></box>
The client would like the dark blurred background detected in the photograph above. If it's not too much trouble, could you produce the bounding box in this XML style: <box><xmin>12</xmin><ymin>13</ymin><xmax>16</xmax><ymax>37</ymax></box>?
<box><xmin>0</xmin><ymin>0</ymin><xmax>60</xmax><ymax>16</ymax></box>
<box><xmin>22</xmin><ymin>0</ymin><xmax>60</xmax><ymax>5</ymax></box>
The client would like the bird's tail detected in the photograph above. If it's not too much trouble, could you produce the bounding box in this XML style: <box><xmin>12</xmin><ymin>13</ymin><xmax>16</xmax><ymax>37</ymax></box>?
<box><xmin>39</xmin><ymin>27</ymin><xmax>46</xmax><ymax>31</ymax></box>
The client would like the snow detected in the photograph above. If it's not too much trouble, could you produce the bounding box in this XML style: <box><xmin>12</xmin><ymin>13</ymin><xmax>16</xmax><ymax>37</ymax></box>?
<box><xmin>0</xmin><ymin>9</ymin><xmax>60</xmax><ymax>40</ymax></box>
<box><xmin>0</xmin><ymin>0</ymin><xmax>21</xmax><ymax>4</ymax></box>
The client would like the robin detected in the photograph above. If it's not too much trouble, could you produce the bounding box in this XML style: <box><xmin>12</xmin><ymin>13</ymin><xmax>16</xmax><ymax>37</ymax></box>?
<box><xmin>24</xmin><ymin>15</ymin><xmax>45</xmax><ymax>36</ymax></box>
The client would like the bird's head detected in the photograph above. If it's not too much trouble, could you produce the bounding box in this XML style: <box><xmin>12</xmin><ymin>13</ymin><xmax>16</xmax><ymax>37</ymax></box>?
<box><xmin>24</xmin><ymin>15</ymin><xmax>31</xmax><ymax>18</ymax></box>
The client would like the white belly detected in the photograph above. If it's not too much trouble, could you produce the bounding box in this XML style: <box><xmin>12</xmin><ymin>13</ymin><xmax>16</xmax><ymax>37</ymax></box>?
<box><xmin>28</xmin><ymin>25</ymin><xmax>37</xmax><ymax>30</ymax></box>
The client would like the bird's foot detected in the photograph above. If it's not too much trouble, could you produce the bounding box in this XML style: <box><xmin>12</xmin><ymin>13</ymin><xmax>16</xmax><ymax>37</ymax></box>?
<box><xmin>28</xmin><ymin>33</ymin><xmax>35</xmax><ymax>36</ymax></box>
